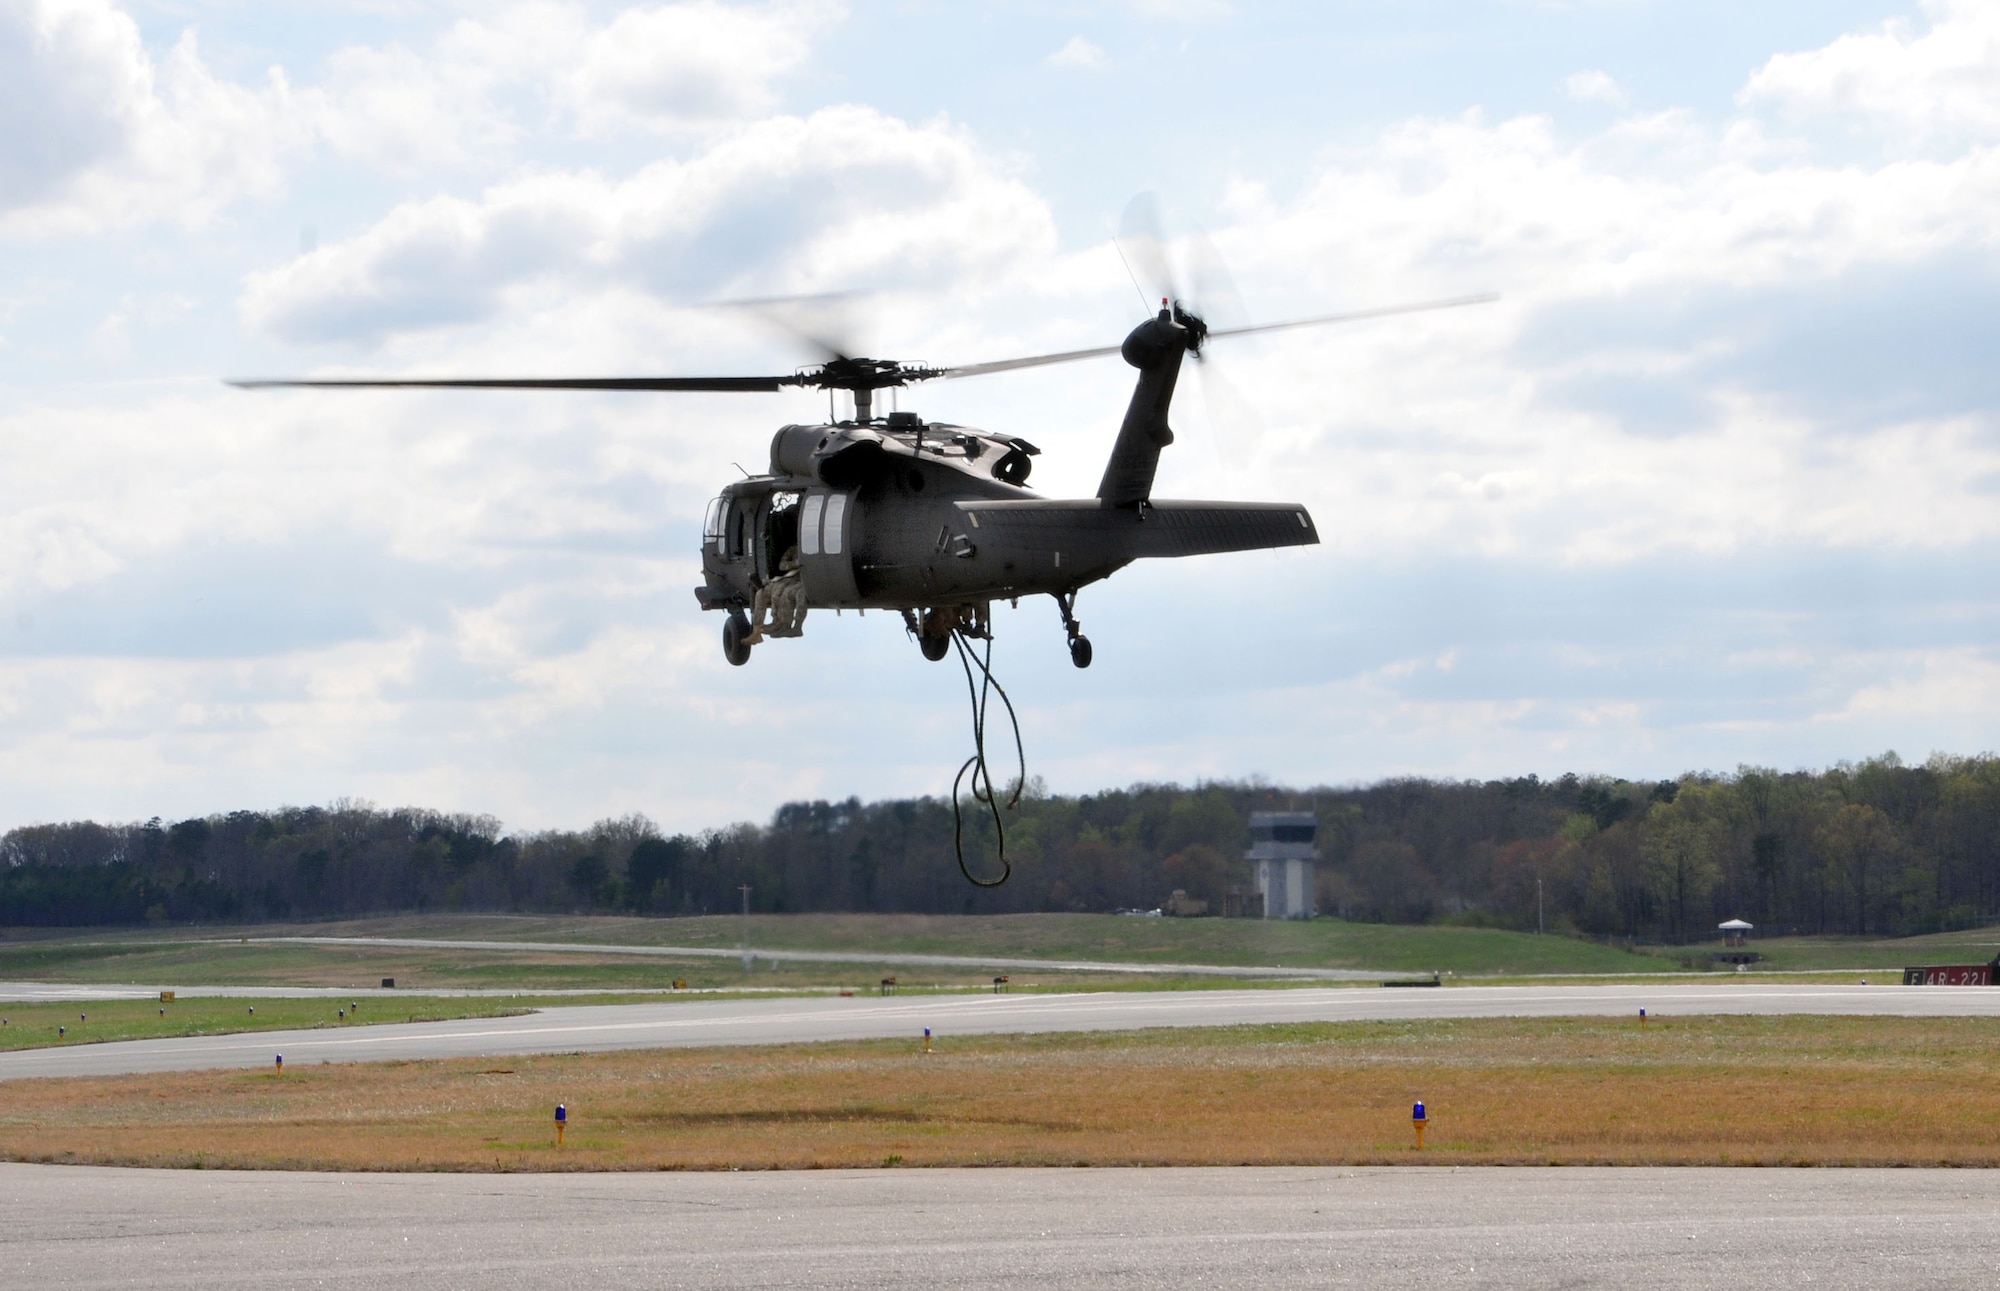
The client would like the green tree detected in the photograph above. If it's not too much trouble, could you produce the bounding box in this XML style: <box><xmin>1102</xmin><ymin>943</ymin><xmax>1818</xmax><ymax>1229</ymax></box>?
<box><xmin>568</xmin><ymin>853</ymin><xmax>611</xmax><ymax>908</ymax></box>
<box><xmin>625</xmin><ymin>836</ymin><xmax>687</xmax><ymax>912</ymax></box>
<box><xmin>1814</xmin><ymin>803</ymin><xmax>1898</xmax><ymax>935</ymax></box>
<box><xmin>1641</xmin><ymin>793</ymin><xmax>1721</xmax><ymax>943</ymax></box>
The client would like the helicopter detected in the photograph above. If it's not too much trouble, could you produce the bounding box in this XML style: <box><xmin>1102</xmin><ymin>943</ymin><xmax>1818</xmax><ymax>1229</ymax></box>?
<box><xmin>233</xmin><ymin>290</ymin><xmax>1493</xmax><ymax>670</ymax></box>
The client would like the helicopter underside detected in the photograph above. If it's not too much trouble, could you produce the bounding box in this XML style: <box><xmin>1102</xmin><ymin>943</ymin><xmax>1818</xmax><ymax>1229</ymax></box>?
<box><xmin>699</xmin><ymin>468</ymin><xmax>1317</xmax><ymax>667</ymax></box>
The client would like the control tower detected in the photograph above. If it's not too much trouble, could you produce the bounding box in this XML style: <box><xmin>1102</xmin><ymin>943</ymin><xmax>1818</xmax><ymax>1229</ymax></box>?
<box><xmin>1247</xmin><ymin>811</ymin><xmax>1318</xmax><ymax>920</ymax></box>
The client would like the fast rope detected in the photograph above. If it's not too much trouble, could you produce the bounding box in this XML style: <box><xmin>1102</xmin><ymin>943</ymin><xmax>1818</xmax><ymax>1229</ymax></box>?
<box><xmin>949</xmin><ymin>628</ymin><xmax>1026</xmax><ymax>887</ymax></box>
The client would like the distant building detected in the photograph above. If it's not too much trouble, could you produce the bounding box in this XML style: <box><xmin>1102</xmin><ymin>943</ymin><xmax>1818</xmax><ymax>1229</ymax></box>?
<box><xmin>1248</xmin><ymin>811</ymin><xmax>1318</xmax><ymax>920</ymax></box>
<box><xmin>1714</xmin><ymin>917</ymin><xmax>1760</xmax><ymax>966</ymax></box>
<box><xmin>1221</xmin><ymin>888</ymin><xmax>1264</xmax><ymax>919</ymax></box>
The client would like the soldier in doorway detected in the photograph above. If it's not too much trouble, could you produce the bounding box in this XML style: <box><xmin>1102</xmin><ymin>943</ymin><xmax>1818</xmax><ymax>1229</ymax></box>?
<box><xmin>744</xmin><ymin>546</ymin><xmax>802</xmax><ymax>643</ymax></box>
<box><xmin>771</xmin><ymin>558</ymin><xmax>809</xmax><ymax>637</ymax></box>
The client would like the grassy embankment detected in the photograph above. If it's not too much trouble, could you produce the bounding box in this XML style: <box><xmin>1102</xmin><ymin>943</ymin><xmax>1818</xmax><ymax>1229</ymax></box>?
<box><xmin>3</xmin><ymin>915</ymin><xmax>1994</xmax><ymax>999</ymax></box>
<box><xmin>4</xmin><ymin>1014</ymin><xmax>1997</xmax><ymax>1170</ymax></box>
<box><xmin>0</xmin><ymin>912</ymin><xmax>1684</xmax><ymax>991</ymax></box>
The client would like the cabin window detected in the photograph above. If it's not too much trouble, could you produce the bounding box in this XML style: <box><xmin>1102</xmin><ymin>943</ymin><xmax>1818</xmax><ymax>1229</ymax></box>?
<box><xmin>800</xmin><ymin>494</ymin><xmax>824</xmax><ymax>556</ymax></box>
<box><xmin>764</xmin><ymin>493</ymin><xmax>801</xmax><ymax>578</ymax></box>
<box><xmin>728</xmin><ymin>501</ymin><xmax>750</xmax><ymax>559</ymax></box>
<box><xmin>703</xmin><ymin>497</ymin><xmax>725</xmax><ymax>545</ymax></box>
<box><xmin>823</xmin><ymin>493</ymin><xmax>847</xmax><ymax>555</ymax></box>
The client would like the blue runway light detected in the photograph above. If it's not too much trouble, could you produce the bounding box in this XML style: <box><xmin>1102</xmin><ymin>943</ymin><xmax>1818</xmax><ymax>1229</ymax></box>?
<box><xmin>1412</xmin><ymin>1101</ymin><xmax>1426</xmax><ymax>1122</ymax></box>
<box><xmin>555</xmin><ymin>1104</ymin><xmax>567</xmax><ymax>1124</ymax></box>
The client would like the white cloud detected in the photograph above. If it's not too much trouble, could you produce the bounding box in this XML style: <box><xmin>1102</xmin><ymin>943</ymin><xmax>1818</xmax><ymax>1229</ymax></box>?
<box><xmin>304</xmin><ymin>0</ymin><xmax>839</xmax><ymax>170</ymax></box>
<box><xmin>241</xmin><ymin>105</ymin><xmax>1056</xmax><ymax>346</ymax></box>
<box><xmin>1743</xmin><ymin>0</ymin><xmax>2000</xmax><ymax>141</ymax></box>
<box><xmin>1047</xmin><ymin>36</ymin><xmax>1107</xmax><ymax>70</ymax></box>
<box><xmin>10</xmin><ymin>3</ymin><xmax>2000</xmax><ymax>827</ymax></box>
<box><xmin>0</xmin><ymin>0</ymin><xmax>306</xmax><ymax>235</ymax></box>
<box><xmin>1562</xmin><ymin>69</ymin><xmax>1625</xmax><ymax>105</ymax></box>
<box><xmin>0</xmin><ymin>1</ymin><xmax>841</xmax><ymax>229</ymax></box>
<box><xmin>560</xmin><ymin>1</ymin><xmax>833</xmax><ymax>135</ymax></box>
<box><xmin>304</xmin><ymin>38</ymin><xmax>520</xmax><ymax>175</ymax></box>
<box><xmin>1139</xmin><ymin>92</ymin><xmax>2000</xmax><ymax>566</ymax></box>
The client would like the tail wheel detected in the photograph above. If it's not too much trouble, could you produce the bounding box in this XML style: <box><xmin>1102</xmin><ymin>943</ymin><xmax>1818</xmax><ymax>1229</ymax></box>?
<box><xmin>1069</xmin><ymin>635</ymin><xmax>1092</xmax><ymax>669</ymax></box>
<box><xmin>723</xmin><ymin>610</ymin><xmax>753</xmax><ymax>666</ymax></box>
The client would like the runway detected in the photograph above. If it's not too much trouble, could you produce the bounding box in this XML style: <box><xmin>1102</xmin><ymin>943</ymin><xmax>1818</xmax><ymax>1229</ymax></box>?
<box><xmin>3</xmin><ymin>1163</ymin><xmax>1996</xmax><ymax>1289</ymax></box>
<box><xmin>5</xmin><ymin>982</ymin><xmax>1998</xmax><ymax>1080</ymax></box>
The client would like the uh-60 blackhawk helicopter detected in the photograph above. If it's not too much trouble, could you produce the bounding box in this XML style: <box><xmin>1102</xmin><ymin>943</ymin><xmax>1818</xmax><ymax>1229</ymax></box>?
<box><xmin>234</xmin><ymin>291</ymin><xmax>1492</xmax><ymax>670</ymax></box>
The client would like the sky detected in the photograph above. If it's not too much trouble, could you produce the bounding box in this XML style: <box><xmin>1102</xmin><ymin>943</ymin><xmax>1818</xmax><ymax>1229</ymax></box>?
<box><xmin>1</xmin><ymin>0</ymin><xmax>1997</xmax><ymax>834</ymax></box>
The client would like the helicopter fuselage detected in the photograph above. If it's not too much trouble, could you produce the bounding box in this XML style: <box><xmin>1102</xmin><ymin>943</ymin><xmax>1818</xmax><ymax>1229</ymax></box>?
<box><xmin>701</xmin><ymin>416</ymin><xmax>1070</xmax><ymax>614</ymax></box>
<box><xmin>697</xmin><ymin>308</ymin><xmax>1321</xmax><ymax>664</ymax></box>
<box><xmin>697</xmin><ymin>413</ymin><xmax>1318</xmax><ymax>620</ymax></box>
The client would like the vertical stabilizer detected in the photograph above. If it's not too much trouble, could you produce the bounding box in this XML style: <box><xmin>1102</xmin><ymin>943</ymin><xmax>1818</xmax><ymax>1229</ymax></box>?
<box><xmin>1096</xmin><ymin>306</ymin><xmax>1195</xmax><ymax>506</ymax></box>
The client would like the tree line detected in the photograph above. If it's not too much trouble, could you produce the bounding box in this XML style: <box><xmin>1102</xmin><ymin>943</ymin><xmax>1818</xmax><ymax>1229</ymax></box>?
<box><xmin>4</xmin><ymin>753</ymin><xmax>1998</xmax><ymax>940</ymax></box>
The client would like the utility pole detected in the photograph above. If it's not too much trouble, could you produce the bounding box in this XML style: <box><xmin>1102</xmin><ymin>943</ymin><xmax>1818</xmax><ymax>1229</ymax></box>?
<box><xmin>1537</xmin><ymin>878</ymin><xmax>1544</xmax><ymax>935</ymax></box>
<box><xmin>739</xmin><ymin>884</ymin><xmax>752</xmax><ymax>972</ymax></box>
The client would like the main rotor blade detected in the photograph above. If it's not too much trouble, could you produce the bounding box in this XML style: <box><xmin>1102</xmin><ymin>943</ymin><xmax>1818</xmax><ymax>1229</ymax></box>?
<box><xmin>934</xmin><ymin>294</ymin><xmax>1497</xmax><ymax>381</ymax></box>
<box><xmin>226</xmin><ymin>296</ymin><xmax>1498</xmax><ymax>395</ymax></box>
<box><xmin>228</xmin><ymin>375</ymin><xmax>793</xmax><ymax>392</ymax></box>
<box><xmin>937</xmin><ymin>343</ymin><xmax>1124</xmax><ymax>380</ymax></box>
<box><xmin>713</xmin><ymin>291</ymin><xmax>863</xmax><ymax>365</ymax></box>
<box><xmin>1207</xmin><ymin>293</ymin><xmax>1498</xmax><ymax>342</ymax></box>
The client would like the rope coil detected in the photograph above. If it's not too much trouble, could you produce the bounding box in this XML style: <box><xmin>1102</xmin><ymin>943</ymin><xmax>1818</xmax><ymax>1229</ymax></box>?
<box><xmin>949</xmin><ymin>629</ymin><xmax>1026</xmax><ymax>887</ymax></box>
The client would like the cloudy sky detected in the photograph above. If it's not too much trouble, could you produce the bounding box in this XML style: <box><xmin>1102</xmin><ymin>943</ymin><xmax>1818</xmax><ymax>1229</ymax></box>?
<box><xmin>2</xmin><ymin>0</ymin><xmax>1996</xmax><ymax>833</ymax></box>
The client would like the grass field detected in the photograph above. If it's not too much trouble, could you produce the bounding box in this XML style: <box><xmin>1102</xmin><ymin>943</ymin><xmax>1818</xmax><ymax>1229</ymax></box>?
<box><xmin>319</xmin><ymin>911</ymin><xmax>1684</xmax><ymax>975</ymax></box>
<box><xmin>0</xmin><ymin>996</ymin><xmax>642</xmax><ymax>1052</ymax></box>
<box><xmin>4</xmin><ymin>1015</ymin><xmax>1996</xmax><ymax>1170</ymax></box>
<box><xmin>0</xmin><ymin>934</ymin><xmax>736</xmax><ymax>992</ymax></box>
<box><xmin>3</xmin><ymin>915</ymin><xmax>1994</xmax><ymax>994</ymax></box>
<box><xmin>0</xmin><ymin>913</ymin><xmax>1685</xmax><ymax>986</ymax></box>
<box><xmin>0</xmin><ymin>937</ymin><xmax>1349</xmax><ymax>996</ymax></box>
<box><xmin>1734</xmin><ymin>927</ymin><xmax>2000</xmax><ymax>971</ymax></box>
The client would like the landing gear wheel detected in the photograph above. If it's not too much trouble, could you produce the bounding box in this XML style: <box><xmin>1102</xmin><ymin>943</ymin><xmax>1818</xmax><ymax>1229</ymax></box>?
<box><xmin>917</xmin><ymin>608</ymin><xmax>953</xmax><ymax>661</ymax></box>
<box><xmin>723</xmin><ymin>610</ymin><xmax>753</xmax><ymax>666</ymax></box>
<box><xmin>1055</xmin><ymin>590</ymin><xmax>1090</xmax><ymax>668</ymax></box>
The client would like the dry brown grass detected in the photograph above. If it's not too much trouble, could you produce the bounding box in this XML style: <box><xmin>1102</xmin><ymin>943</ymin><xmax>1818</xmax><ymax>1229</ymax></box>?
<box><xmin>3</xmin><ymin>1015</ymin><xmax>1998</xmax><ymax>1170</ymax></box>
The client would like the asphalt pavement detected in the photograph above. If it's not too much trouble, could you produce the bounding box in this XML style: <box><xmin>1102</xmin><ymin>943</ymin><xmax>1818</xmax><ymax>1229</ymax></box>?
<box><xmin>5</xmin><ymin>982</ymin><xmax>1998</xmax><ymax>1080</ymax></box>
<box><xmin>4</xmin><ymin>1163</ymin><xmax>1996</xmax><ymax>1289</ymax></box>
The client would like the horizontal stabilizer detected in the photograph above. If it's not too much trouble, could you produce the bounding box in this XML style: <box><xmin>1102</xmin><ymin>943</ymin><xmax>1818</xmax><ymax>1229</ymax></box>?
<box><xmin>1125</xmin><ymin>501</ymin><xmax>1319</xmax><ymax>558</ymax></box>
<box><xmin>957</xmin><ymin>499</ymin><xmax>1318</xmax><ymax>565</ymax></box>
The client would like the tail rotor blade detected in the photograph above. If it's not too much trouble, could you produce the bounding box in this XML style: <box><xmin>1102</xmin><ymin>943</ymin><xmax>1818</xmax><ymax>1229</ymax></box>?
<box><xmin>1185</xmin><ymin>225</ymin><xmax>1249</xmax><ymax>341</ymax></box>
<box><xmin>1115</xmin><ymin>192</ymin><xmax>1176</xmax><ymax>312</ymax></box>
<box><xmin>1194</xmin><ymin>353</ymin><xmax>1266</xmax><ymax>456</ymax></box>
<box><xmin>1176</xmin><ymin>220</ymin><xmax>1262</xmax><ymax>451</ymax></box>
